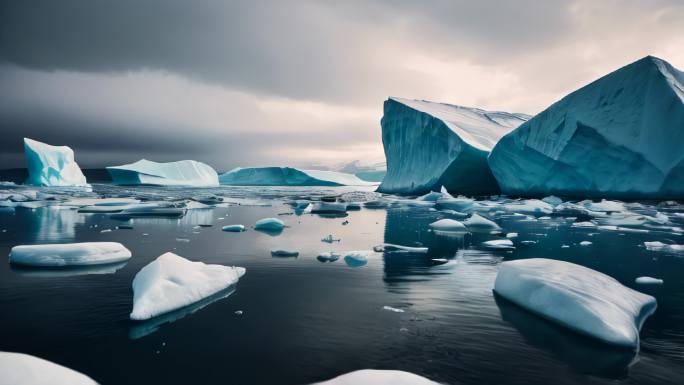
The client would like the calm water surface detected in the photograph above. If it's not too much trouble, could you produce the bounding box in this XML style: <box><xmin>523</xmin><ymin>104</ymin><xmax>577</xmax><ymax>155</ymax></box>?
<box><xmin>0</xmin><ymin>185</ymin><xmax>683</xmax><ymax>384</ymax></box>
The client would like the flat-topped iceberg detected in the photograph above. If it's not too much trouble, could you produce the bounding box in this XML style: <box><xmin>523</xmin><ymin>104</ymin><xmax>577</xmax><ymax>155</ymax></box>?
<box><xmin>23</xmin><ymin>138</ymin><xmax>89</xmax><ymax>187</ymax></box>
<box><xmin>107</xmin><ymin>159</ymin><xmax>219</xmax><ymax>187</ymax></box>
<box><xmin>218</xmin><ymin>166</ymin><xmax>373</xmax><ymax>186</ymax></box>
<box><xmin>130</xmin><ymin>252</ymin><xmax>245</xmax><ymax>320</ymax></box>
<box><xmin>9</xmin><ymin>242</ymin><xmax>132</xmax><ymax>267</ymax></box>
<box><xmin>0</xmin><ymin>352</ymin><xmax>97</xmax><ymax>385</ymax></box>
<box><xmin>494</xmin><ymin>258</ymin><xmax>657</xmax><ymax>349</ymax></box>
<box><xmin>489</xmin><ymin>56</ymin><xmax>684</xmax><ymax>199</ymax></box>
<box><xmin>377</xmin><ymin>97</ymin><xmax>529</xmax><ymax>195</ymax></box>
<box><xmin>314</xmin><ymin>369</ymin><xmax>440</xmax><ymax>385</ymax></box>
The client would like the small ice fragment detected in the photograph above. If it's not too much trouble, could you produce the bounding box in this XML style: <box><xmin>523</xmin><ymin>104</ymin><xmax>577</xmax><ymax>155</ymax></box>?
<box><xmin>382</xmin><ymin>306</ymin><xmax>405</xmax><ymax>313</ymax></box>
<box><xmin>561</xmin><ymin>244</ymin><xmax>570</xmax><ymax>248</ymax></box>
<box><xmin>428</xmin><ymin>219</ymin><xmax>467</xmax><ymax>233</ymax></box>
<box><xmin>321</xmin><ymin>234</ymin><xmax>341</xmax><ymax>243</ymax></box>
<box><xmin>254</xmin><ymin>218</ymin><xmax>285</xmax><ymax>231</ymax></box>
<box><xmin>579</xmin><ymin>241</ymin><xmax>593</xmax><ymax>246</ymax></box>
<box><xmin>176</xmin><ymin>238</ymin><xmax>190</xmax><ymax>243</ymax></box>
<box><xmin>344</xmin><ymin>251</ymin><xmax>371</xmax><ymax>267</ymax></box>
<box><xmin>222</xmin><ymin>225</ymin><xmax>246</xmax><ymax>232</ymax></box>
<box><xmin>100</xmin><ymin>229</ymin><xmax>112</xmax><ymax>233</ymax></box>
<box><xmin>481</xmin><ymin>239</ymin><xmax>515</xmax><ymax>250</ymax></box>
<box><xmin>235</xmin><ymin>310</ymin><xmax>243</xmax><ymax>315</ymax></box>
<box><xmin>506</xmin><ymin>232</ymin><xmax>518</xmax><ymax>239</ymax></box>
<box><xmin>431</xmin><ymin>258</ymin><xmax>448</xmax><ymax>264</ymax></box>
<box><xmin>271</xmin><ymin>249</ymin><xmax>299</xmax><ymax>257</ymax></box>
<box><xmin>317</xmin><ymin>252</ymin><xmax>340</xmax><ymax>262</ymax></box>
<box><xmin>635</xmin><ymin>276</ymin><xmax>663</xmax><ymax>285</ymax></box>
<box><xmin>520</xmin><ymin>240</ymin><xmax>537</xmax><ymax>245</ymax></box>
<box><xmin>463</xmin><ymin>213</ymin><xmax>501</xmax><ymax>232</ymax></box>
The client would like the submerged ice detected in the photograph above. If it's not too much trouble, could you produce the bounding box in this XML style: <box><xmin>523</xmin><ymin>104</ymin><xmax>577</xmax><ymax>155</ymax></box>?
<box><xmin>23</xmin><ymin>138</ymin><xmax>89</xmax><ymax>187</ymax></box>
<box><xmin>377</xmin><ymin>97</ymin><xmax>529</xmax><ymax>195</ymax></box>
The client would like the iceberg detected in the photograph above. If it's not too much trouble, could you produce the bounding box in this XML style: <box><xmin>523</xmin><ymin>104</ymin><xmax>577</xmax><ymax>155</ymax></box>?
<box><xmin>494</xmin><ymin>258</ymin><xmax>657</xmax><ymax>348</ymax></box>
<box><xmin>377</xmin><ymin>97</ymin><xmax>529</xmax><ymax>195</ymax></box>
<box><xmin>9</xmin><ymin>242</ymin><xmax>132</xmax><ymax>267</ymax></box>
<box><xmin>314</xmin><ymin>369</ymin><xmax>439</xmax><ymax>385</ymax></box>
<box><xmin>489</xmin><ymin>56</ymin><xmax>684</xmax><ymax>199</ymax></box>
<box><xmin>23</xmin><ymin>138</ymin><xmax>89</xmax><ymax>187</ymax></box>
<box><xmin>130</xmin><ymin>252</ymin><xmax>245</xmax><ymax>320</ymax></box>
<box><xmin>254</xmin><ymin>217</ymin><xmax>285</xmax><ymax>231</ymax></box>
<box><xmin>107</xmin><ymin>159</ymin><xmax>219</xmax><ymax>187</ymax></box>
<box><xmin>0</xmin><ymin>352</ymin><xmax>97</xmax><ymax>385</ymax></box>
<box><xmin>218</xmin><ymin>167</ymin><xmax>373</xmax><ymax>186</ymax></box>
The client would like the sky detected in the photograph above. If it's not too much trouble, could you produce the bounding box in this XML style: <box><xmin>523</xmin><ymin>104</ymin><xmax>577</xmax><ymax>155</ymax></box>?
<box><xmin>1</xmin><ymin>0</ymin><xmax>683</xmax><ymax>171</ymax></box>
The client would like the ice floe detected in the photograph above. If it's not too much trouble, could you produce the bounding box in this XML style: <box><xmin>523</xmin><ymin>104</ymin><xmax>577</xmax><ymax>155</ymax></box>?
<box><xmin>9</xmin><ymin>242</ymin><xmax>132</xmax><ymax>267</ymax></box>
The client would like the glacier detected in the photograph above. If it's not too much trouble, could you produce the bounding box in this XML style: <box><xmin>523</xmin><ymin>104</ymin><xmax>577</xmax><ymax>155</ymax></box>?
<box><xmin>9</xmin><ymin>242</ymin><xmax>132</xmax><ymax>267</ymax></box>
<box><xmin>489</xmin><ymin>56</ymin><xmax>684</xmax><ymax>199</ymax></box>
<box><xmin>23</xmin><ymin>138</ymin><xmax>89</xmax><ymax>187</ymax></box>
<box><xmin>377</xmin><ymin>97</ymin><xmax>529</xmax><ymax>195</ymax></box>
<box><xmin>218</xmin><ymin>166</ymin><xmax>374</xmax><ymax>186</ymax></box>
<box><xmin>494</xmin><ymin>258</ymin><xmax>657</xmax><ymax>349</ymax></box>
<box><xmin>130</xmin><ymin>252</ymin><xmax>246</xmax><ymax>320</ymax></box>
<box><xmin>107</xmin><ymin>159</ymin><xmax>219</xmax><ymax>187</ymax></box>
<box><xmin>314</xmin><ymin>369</ymin><xmax>440</xmax><ymax>385</ymax></box>
<box><xmin>0</xmin><ymin>352</ymin><xmax>97</xmax><ymax>385</ymax></box>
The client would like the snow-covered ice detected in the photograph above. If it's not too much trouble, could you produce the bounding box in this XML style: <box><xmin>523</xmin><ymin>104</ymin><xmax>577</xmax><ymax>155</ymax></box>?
<box><xmin>107</xmin><ymin>159</ymin><xmax>219</xmax><ymax>187</ymax></box>
<box><xmin>489</xmin><ymin>56</ymin><xmax>684</xmax><ymax>199</ymax></box>
<box><xmin>494</xmin><ymin>258</ymin><xmax>657</xmax><ymax>348</ymax></box>
<box><xmin>23</xmin><ymin>138</ymin><xmax>89</xmax><ymax>187</ymax></box>
<box><xmin>635</xmin><ymin>276</ymin><xmax>664</xmax><ymax>285</ymax></box>
<box><xmin>219</xmin><ymin>167</ymin><xmax>373</xmax><ymax>186</ymax></box>
<box><xmin>130</xmin><ymin>252</ymin><xmax>245</xmax><ymax>320</ymax></box>
<box><xmin>481</xmin><ymin>239</ymin><xmax>515</xmax><ymax>250</ymax></box>
<box><xmin>377</xmin><ymin>97</ymin><xmax>529</xmax><ymax>195</ymax></box>
<box><xmin>314</xmin><ymin>369</ymin><xmax>440</xmax><ymax>385</ymax></box>
<box><xmin>463</xmin><ymin>213</ymin><xmax>501</xmax><ymax>232</ymax></box>
<box><xmin>429</xmin><ymin>218</ymin><xmax>467</xmax><ymax>233</ymax></box>
<box><xmin>0</xmin><ymin>351</ymin><xmax>97</xmax><ymax>385</ymax></box>
<box><xmin>9</xmin><ymin>242</ymin><xmax>132</xmax><ymax>267</ymax></box>
<box><xmin>643</xmin><ymin>241</ymin><xmax>684</xmax><ymax>253</ymax></box>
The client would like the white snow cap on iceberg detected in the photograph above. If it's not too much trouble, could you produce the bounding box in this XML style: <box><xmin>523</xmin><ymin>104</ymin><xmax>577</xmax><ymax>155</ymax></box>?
<box><xmin>494</xmin><ymin>258</ymin><xmax>657</xmax><ymax>349</ymax></box>
<box><xmin>9</xmin><ymin>242</ymin><xmax>132</xmax><ymax>267</ymax></box>
<box><xmin>313</xmin><ymin>369</ymin><xmax>440</xmax><ymax>385</ymax></box>
<box><xmin>23</xmin><ymin>138</ymin><xmax>89</xmax><ymax>187</ymax></box>
<box><xmin>0</xmin><ymin>351</ymin><xmax>98</xmax><ymax>385</ymax></box>
<box><xmin>107</xmin><ymin>159</ymin><xmax>219</xmax><ymax>187</ymax></box>
<box><xmin>219</xmin><ymin>166</ymin><xmax>374</xmax><ymax>186</ymax></box>
<box><xmin>130</xmin><ymin>252</ymin><xmax>245</xmax><ymax>320</ymax></box>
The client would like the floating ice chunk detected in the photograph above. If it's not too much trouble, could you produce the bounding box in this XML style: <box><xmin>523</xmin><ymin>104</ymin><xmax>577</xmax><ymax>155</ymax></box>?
<box><xmin>271</xmin><ymin>249</ymin><xmax>299</xmax><ymax>257</ymax></box>
<box><xmin>130</xmin><ymin>252</ymin><xmax>245</xmax><ymax>320</ymax></box>
<box><xmin>373</xmin><ymin>243</ymin><xmax>428</xmax><ymax>253</ymax></box>
<box><xmin>219</xmin><ymin>166</ymin><xmax>373</xmax><ymax>186</ymax></box>
<box><xmin>314</xmin><ymin>369</ymin><xmax>440</xmax><ymax>385</ymax></box>
<box><xmin>382</xmin><ymin>306</ymin><xmax>405</xmax><ymax>313</ymax></box>
<box><xmin>23</xmin><ymin>138</ymin><xmax>89</xmax><ymax>187</ymax></box>
<box><xmin>107</xmin><ymin>159</ymin><xmax>219</xmax><ymax>187</ymax></box>
<box><xmin>580</xmin><ymin>200</ymin><xmax>627</xmax><ymax>213</ymax></box>
<box><xmin>0</xmin><ymin>352</ymin><xmax>97</xmax><ymax>385</ymax></box>
<box><xmin>541</xmin><ymin>195</ymin><xmax>563</xmax><ymax>207</ymax></box>
<box><xmin>481</xmin><ymin>239</ymin><xmax>515</xmax><ymax>250</ymax></box>
<box><xmin>435</xmin><ymin>196</ymin><xmax>475</xmax><ymax>211</ymax></box>
<box><xmin>635</xmin><ymin>276</ymin><xmax>664</xmax><ymax>285</ymax></box>
<box><xmin>110</xmin><ymin>203</ymin><xmax>186</xmax><ymax>219</ymax></box>
<box><xmin>344</xmin><ymin>251</ymin><xmax>371</xmax><ymax>267</ymax></box>
<box><xmin>572</xmin><ymin>221</ymin><xmax>597</xmax><ymax>228</ymax></box>
<box><xmin>9</xmin><ymin>242</ymin><xmax>131</xmax><ymax>267</ymax></box>
<box><xmin>579</xmin><ymin>241</ymin><xmax>593</xmax><ymax>246</ymax></box>
<box><xmin>502</xmin><ymin>199</ymin><xmax>553</xmax><ymax>215</ymax></box>
<box><xmin>431</xmin><ymin>258</ymin><xmax>448</xmax><ymax>265</ymax></box>
<box><xmin>222</xmin><ymin>225</ymin><xmax>246</xmax><ymax>232</ymax></box>
<box><xmin>416</xmin><ymin>190</ymin><xmax>444</xmax><ymax>202</ymax></box>
<box><xmin>321</xmin><ymin>234</ymin><xmax>341</xmax><ymax>243</ymax></box>
<box><xmin>254</xmin><ymin>218</ymin><xmax>285</xmax><ymax>231</ymax></box>
<box><xmin>643</xmin><ymin>241</ymin><xmax>684</xmax><ymax>253</ymax></box>
<box><xmin>463</xmin><ymin>213</ymin><xmax>501</xmax><ymax>232</ymax></box>
<box><xmin>317</xmin><ymin>252</ymin><xmax>340</xmax><ymax>262</ymax></box>
<box><xmin>377</xmin><ymin>97</ymin><xmax>529</xmax><ymax>195</ymax></box>
<box><xmin>428</xmin><ymin>219</ymin><xmax>467</xmax><ymax>233</ymax></box>
<box><xmin>311</xmin><ymin>202</ymin><xmax>347</xmax><ymax>214</ymax></box>
<box><xmin>494</xmin><ymin>258</ymin><xmax>657</xmax><ymax>348</ymax></box>
<box><xmin>506</xmin><ymin>232</ymin><xmax>519</xmax><ymax>238</ymax></box>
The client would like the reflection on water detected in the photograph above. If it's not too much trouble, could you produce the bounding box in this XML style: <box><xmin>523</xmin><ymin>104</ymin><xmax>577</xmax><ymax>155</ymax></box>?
<box><xmin>494</xmin><ymin>294</ymin><xmax>637</xmax><ymax>379</ymax></box>
<box><xmin>129</xmin><ymin>286</ymin><xmax>237</xmax><ymax>339</ymax></box>
<box><xmin>10</xmin><ymin>261</ymin><xmax>129</xmax><ymax>278</ymax></box>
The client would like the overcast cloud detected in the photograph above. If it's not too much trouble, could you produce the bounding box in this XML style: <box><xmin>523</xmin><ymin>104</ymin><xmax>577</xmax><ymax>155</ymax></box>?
<box><xmin>1</xmin><ymin>0</ymin><xmax>683</xmax><ymax>170</ymax></box>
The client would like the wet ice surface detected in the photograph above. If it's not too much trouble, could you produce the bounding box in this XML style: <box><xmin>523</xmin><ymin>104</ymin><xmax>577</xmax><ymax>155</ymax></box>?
<box><xmin>1</xmin><ymin>184</ymin><xmax>684</xmax><ymax>385</ymax></box>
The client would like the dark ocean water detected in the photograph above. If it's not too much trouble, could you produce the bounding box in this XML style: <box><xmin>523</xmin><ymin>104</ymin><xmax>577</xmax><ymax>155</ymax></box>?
<box><xmin>0</xmin><ymin>185</ymin><xmax>683</xmax><ymax>385</ymax></box>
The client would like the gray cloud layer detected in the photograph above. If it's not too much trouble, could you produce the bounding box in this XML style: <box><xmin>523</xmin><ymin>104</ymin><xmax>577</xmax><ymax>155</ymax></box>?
<box><xmin>1</xmin><ymin>0</ymin><xmax>683</xmax><ymax>169</ymax></box>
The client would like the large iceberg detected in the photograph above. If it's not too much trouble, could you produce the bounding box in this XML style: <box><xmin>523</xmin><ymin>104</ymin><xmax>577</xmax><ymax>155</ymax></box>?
<box><xmin>494</xmin><ymin>258</ymin><xmax>657</xmax><ymax>349</ymax></box>
<box><xmin>130</xmin><ymin>252</ymin><xmax>245</xmax><ymax>320</ymax></box>
<box><xmin>9</xmin><ymin>242</ymin><xmax>132</xmax><ymax>267</ymax></box>
<box><xmin>23</xmin><ymin>138</ymin><xmax>89</xmax><ymax>187</ymax></box>
<box><xmin>0</xmin><ymin>352</ymin><xmax>97</xmax><ymax>385</ymax></box>
<box><xmin>107</xmin><ymin>159</ymin><xmax>219</xmax><ymax>187</ymax></box>
<box><xmin>377</xmin><ymin>97</ymin><xmax>529</xmax><ymax>195</ymax></box>
<box><xmin>489</xmin><ymin>56</ymin><xmax>684</xmax><ymax>199</ymax></box>
<box><xmin>314</xmin><ymin>369</ymin><xmax>440</xmax><ymax>385</ymax></box>
<box><xmin>218</xmin><ymin>167</ymin><xmax>374</xmax><ymax>186</ymax></box>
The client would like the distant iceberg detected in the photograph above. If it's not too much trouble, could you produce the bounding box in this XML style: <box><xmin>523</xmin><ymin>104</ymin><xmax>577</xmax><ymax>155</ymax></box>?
<box><xmin>23</xmin><ymin>138</ymin><xmax>89</xmax><ymax>187</ymax></box>
<box><xmin>218</xmin><ymin>167</ymin><xmax>375</xmax><ymax>186</ymax></box>
<box><xmin>489</xmin><ymin>56</ymin><xmax>684</xmax><ymax>199</ymax></box>
<box><xmin>107</xmin><ymin>159</ymin><xmax>219</xmax><ymax>187</ymax></box>
<box><xmin>130</xmin><ymin>252</ymin><xmax>245</xmax><ymax>320</ymax></box>
<box><xmin>0</xmin><ymin>352</ymin><xmax>97</xmax><ymax>385</ymax></box>
<box><xmin>377</xmin><ymin>97</ymin><xmax>529</xmax><ymax>195</ymax></box>
<box><xmin>494</xmin><ymin>258</ymin><xmax>656</xmax><ymax>349</ymax></box>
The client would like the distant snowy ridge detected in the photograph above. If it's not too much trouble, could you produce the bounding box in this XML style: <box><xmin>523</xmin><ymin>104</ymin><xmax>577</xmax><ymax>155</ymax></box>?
<box><xmin>378</xmin><ymin>97</ymin><xmax>529</xmax><ymax>195</ymax></box>
<box><xmin>489</xmin><ymin>56</ymin><xmax>684</xmax><ymax>199</ymax></box>
<box><xmin>107</xmin><ymin>159</ymin><xmax>219</xmax><ymax>187</ymax></box>
<box><xmin>219</xmin><ymin>166</ymin><xmax>375</xmax><ymax>186</ymax></box>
